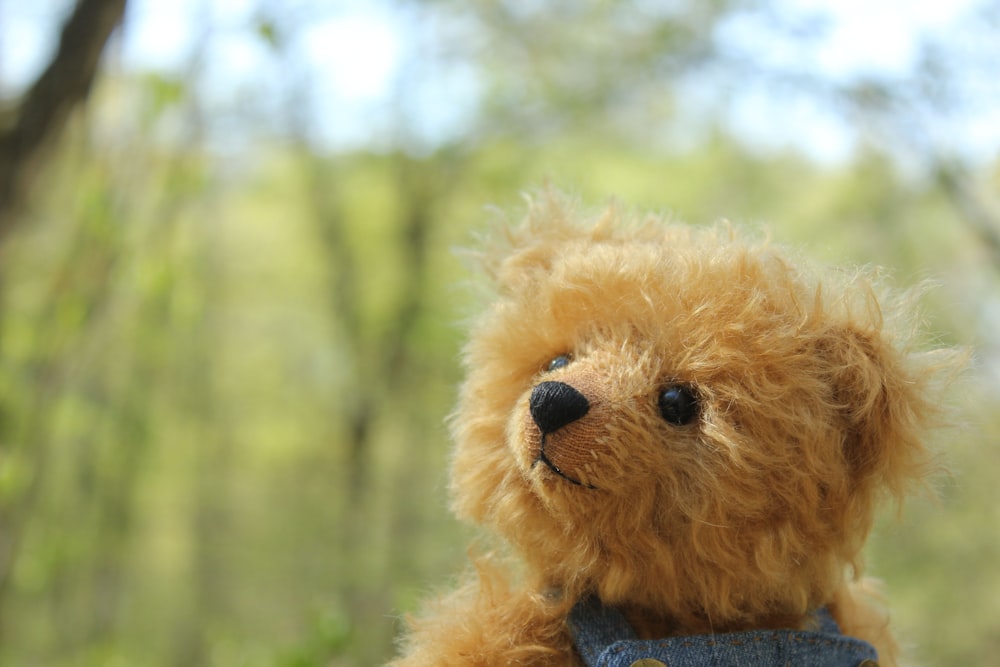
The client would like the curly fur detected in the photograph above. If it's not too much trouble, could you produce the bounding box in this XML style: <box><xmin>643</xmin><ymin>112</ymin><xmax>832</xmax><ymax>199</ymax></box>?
<box><xmin>389</xmin><ymin>190</ymin><xmax>957</xmax><ymax>666</ymax></box>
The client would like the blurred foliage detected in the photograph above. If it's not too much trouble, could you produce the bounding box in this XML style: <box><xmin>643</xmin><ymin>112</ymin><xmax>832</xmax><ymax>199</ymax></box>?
<box><xmin>1</xmin><ymin>1</ymin><xmax>999</xmax><ymax>666</ymax></box>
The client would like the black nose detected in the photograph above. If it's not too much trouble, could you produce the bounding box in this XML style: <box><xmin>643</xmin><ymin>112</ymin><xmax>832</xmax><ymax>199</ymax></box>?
<box><xmin>529</xmin><ymin>381</ymin><xmax>590</xmax><ymax>434</ymax></box>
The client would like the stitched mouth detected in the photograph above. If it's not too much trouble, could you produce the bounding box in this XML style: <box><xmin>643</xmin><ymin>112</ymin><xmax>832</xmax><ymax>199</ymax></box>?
<box><xmin>532</xmin><ymin>437</ymin><xmax>596</xmax><ymax>489</ymax></box>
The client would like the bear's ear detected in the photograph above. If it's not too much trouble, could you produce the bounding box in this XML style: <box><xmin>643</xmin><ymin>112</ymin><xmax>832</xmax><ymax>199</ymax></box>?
<box><xmin>822</xmin><ymin>324</ymin><xmax>941</xmax><ymax>500</ymax></box>
<box><xmin>473</xmin><ymin>189</ymin><xmax>604</xmax><ymax>293</ymax></box>
<box><xmin>487</xmin><ymin>226</ymin><xmax>560</xmax><ymax>292</ymax></box>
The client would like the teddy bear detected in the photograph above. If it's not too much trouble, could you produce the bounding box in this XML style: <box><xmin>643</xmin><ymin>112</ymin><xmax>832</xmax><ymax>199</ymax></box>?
<box><xmin>389</xmin><ymin>190</ymin><xmax>955</xmax><ymax>667</ymax></box>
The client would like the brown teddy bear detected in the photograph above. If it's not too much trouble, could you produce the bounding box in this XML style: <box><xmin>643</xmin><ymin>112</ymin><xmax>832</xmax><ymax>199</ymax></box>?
<box><xmin>390</xmin><ymin>191</ymin><xmax>956</xmax><ymax>667</ymax></box>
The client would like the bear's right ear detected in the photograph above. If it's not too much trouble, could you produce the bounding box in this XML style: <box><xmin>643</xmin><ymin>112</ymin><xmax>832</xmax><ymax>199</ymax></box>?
<box><xmin>488</xmin><ymin>233</ymin><xmax>558</xmax><ymax>292</ymax></box>
<box><xmin>474</xmin><ymin>189</ymin><xmax>586</xmax><ymax>293</ymax></box>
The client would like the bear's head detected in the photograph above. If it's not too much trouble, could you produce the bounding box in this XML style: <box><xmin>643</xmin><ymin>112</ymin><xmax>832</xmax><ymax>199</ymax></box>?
<box><xmin>449</xmin><ymin>193</ymin><xmax>950</xmax><ymax>631</ymax></box>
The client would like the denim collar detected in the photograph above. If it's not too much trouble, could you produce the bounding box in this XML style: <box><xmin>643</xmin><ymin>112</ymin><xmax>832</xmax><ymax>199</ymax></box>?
<box><xmin>568</xmin><ymin>596</ymin><xmax>879</xmax><ymax>667</ymax></box>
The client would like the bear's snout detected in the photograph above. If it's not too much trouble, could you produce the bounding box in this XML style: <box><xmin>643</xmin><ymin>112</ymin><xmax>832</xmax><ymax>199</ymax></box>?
<box><xmin>529</xmin><ymin>381</ymin><xmax>590</xmax><ymax>434</ymax></box>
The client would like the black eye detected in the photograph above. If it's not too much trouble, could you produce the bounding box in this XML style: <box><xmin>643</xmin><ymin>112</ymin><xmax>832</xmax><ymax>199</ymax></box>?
<box><xmin>658</xmin><ymin>385</ymin><xmax>699</xmax><ymax>426</ymax></box>
<box><xmin>546</xmin><ymin>354</ymin><xmax>572</xmax><ymax>372</ymax></box>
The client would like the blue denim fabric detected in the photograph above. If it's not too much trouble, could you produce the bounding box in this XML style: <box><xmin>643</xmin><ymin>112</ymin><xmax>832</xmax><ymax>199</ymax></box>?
<box><xmin>568</xmin><ymin>596</ymin><xmax>879</xmax><ymax>667</ymax></box>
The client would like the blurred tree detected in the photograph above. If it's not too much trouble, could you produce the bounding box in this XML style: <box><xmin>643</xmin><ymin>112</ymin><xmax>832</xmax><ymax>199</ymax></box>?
<box><xmin>0</xmin><ymin>0</ymin><xmax>129</xmax><ymax>644</ymax></box>
<box><xmin>683</xmin><ymin>1</ymin><xmax>1000</xmax><ymax>269</ymax></box>
<box><xmin>0</xmin><ymin>0</ymin><xmax>128</xmax><ymax>237</ymax></box>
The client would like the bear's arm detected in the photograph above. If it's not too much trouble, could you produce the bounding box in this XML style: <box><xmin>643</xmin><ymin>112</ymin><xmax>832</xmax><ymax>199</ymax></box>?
<box><xmin>388</xmin><ymin>571</ymin><xmax>579</xmax><ymax>667</ymax></box>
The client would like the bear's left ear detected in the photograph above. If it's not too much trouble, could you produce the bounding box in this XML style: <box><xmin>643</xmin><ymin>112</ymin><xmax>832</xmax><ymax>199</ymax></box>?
<box><xmin>822</xmin><ymin>324</ymin><xmax>945</xmax><ymax>501</ymax></box>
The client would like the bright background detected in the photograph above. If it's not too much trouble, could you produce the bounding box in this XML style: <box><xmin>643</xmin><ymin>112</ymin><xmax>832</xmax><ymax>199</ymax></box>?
<box><xmin>1</xmin><ymin>1</ymin><xmax>998</xmax><ymax>665</ymax></box>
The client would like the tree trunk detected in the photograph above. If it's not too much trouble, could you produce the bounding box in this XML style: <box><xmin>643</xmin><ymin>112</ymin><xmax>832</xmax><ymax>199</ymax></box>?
<box><xmin>0</xmin><ymin>0</ymin><xmax>128</xmax><ymax>239</ymax></box>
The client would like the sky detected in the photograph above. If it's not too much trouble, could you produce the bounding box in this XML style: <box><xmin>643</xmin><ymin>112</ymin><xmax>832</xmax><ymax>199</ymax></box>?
<box><xmin>0</xmin><ymin>0</ymin><xmax>997</xmax><ymax>163</ymax></box>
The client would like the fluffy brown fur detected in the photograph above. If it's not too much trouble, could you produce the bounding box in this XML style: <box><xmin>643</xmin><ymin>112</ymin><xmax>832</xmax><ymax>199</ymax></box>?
<box><xmin>390</xmin><ymin>191</ymin><xmax>957</xmax><ymax>666</ymax></box>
